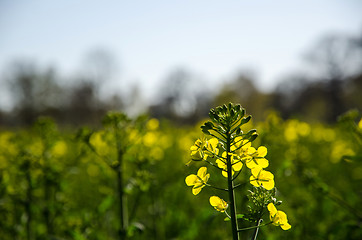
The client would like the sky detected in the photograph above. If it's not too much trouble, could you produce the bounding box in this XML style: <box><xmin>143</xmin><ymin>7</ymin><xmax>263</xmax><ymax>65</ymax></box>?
<box><xmin>0</xmin><ymin>0</ymin><xmax>362</xmax><ymax>109</ymax></box>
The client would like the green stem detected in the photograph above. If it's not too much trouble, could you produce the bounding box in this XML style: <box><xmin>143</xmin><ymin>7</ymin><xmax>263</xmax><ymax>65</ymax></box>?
<box><xmin>226</xmin><ymin>130</ymin><xmax>239</xmax><ymax>240</ymax></box>
<box><xmin>116</xmin><ymin>129</ymin><xmax>128</xmax><ymax>240</ymax></box>
<box><xmin>251</xmin><ymin>219</ymin><xmax>263</xmax><ymax>240</ymax></box>
<box><xmin>116</xmin><ymin>162</ymin><xmax>127</xmax><ymax>239</ymax></box>
<box><xmin>237</xmin><ymin>221</ymin><xmax>272</xmax><ymax>232</ymax></box>
<box><xmin>24</xmin><ymin>159</ymin><xmax>32</xmax><ymax>240</ymax></box>
<box><xmin>205</xmin><ymin>183</ymin><xmax>228</xmax><ymax>192</ymax></box>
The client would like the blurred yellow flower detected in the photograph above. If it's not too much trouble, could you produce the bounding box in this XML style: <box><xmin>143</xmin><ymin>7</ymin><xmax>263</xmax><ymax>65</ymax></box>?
<box><xmin>143</xmin><ymin>132</ymin><xmax>157</xmax><ymax>147</ymax></box>
<box><xmin>185</xmin><ymin>167</ymin><xmax>210</xmax><ymax>195</ymax></box>
<box><xmin>267</xmin><ymin>203</ymin><xmax>291</xmax><ymax>230</ymax></box>
<box><xmin>209</xmin><ymin>196</ymin><xmax>228</xmax><ymax>212</ymax></box>
<box><xmin>146</xmin><ymin>118</ymin><xmax>159</xmax><ymax>131</ymax></box>
<box><xmin>51</xmin><ymin>141</ymin><xmax>68</xmax><ymax>157</ymax></box>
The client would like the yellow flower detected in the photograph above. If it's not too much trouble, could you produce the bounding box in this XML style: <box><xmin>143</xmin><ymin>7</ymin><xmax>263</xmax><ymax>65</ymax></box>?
<box><xmin>190</xmin><ymin>139</ymin><xmax>204</xmax><ymax>161</ymax></box>
<box><xmin>216</xmin><ymin>152</ymin><xmax>243</xmax><ymax>178</ymax></box>
<box><xmin>250</xmin><ymin>166</ymin><xmax>274</xmax><ymax>190</ymax></box>
<box><xmin>204</xmin><ymin>138</ymin><xmax>219</xmax><ymax>158</ymax></box>
<box><xmin>267</xmin><ymin>203</ymin><xmax>291</xmax><ymax>230</ymax></box>
<box><xmin>209</xmin><ymin>196</ymin><xmax>228</xmax><ymax>212</ymax></box>
<box><xmin>146</xmin><ymin>118</ymin><xmax>159</xmax><ymax>130</ymax></box>
<box><xmin>190</xmin><ymin>138</ymin><xmax>219</xmax><ymax>161</ymax></box>
<box><xmin>231</xmin><ymin>137</ymin><xmax>251</xmax><ymax>152</ymax></box>
<box><xmin>185</xmin><ymin>167</ymin><xmax>210</xmax><ymax>195</ymax></box>
<box><xmin>245</xmin><ymin>146</ymin><xmax>269</xmax><ymax>169</ymax></box>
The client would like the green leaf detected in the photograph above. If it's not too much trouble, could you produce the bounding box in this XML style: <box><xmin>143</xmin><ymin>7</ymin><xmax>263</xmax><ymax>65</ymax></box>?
<box><xmin>240</xmin><ymin>115</ymin><xmax>251</xmax><ymax>125</ymax></box>
<box><xmin>237</xmin><ymin>214</ymin><xmax>245</xmax><ymax>219</ymax></box>
<box><xmin>98</xmin><ymin>196</ymin><xmax>114</xmax><ymax>213</ymax></box>
<box><xmin>224</xmin><ymin>214</ymin><xmax>244</xmax><ymax>222</ymax></box>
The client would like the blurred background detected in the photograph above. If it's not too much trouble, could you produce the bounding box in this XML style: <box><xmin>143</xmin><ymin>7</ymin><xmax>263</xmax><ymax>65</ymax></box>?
<box><xmin>1</xmin><ymin>0</ymin><xmax>362</xmax><ymax>126</ymax></box>
<box><xmin>1</xmin><ymin>2</ymin><xmax>362</xmax><ymax>240</ymax></box>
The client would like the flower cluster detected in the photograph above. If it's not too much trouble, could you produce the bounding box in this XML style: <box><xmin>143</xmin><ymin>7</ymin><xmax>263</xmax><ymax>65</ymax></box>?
<box><xmin>185</xmin><ymin>103</ymin><xmax>291</xmax><ymax>238</ymax></box>
<box><xmin>186</xmin><ymin>136</ymin><xmax>275</xmax><ymax>193</ymax></box>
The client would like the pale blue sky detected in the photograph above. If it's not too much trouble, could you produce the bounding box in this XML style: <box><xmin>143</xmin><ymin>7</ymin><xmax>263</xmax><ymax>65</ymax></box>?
<box><xmin>1</xmin><ymin>0</ymin><xmax>362</xmax><ymax>107</ymax></box>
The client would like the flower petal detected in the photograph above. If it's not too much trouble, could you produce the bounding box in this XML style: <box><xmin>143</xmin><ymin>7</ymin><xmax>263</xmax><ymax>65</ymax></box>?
<box><xmin>249</xmin><ymin>175</ymin><xmax>260</xmax><ymax>187</ymax></box>
<box><xmin>263</xmin><ymin>179</ymin><xmax>275</xmax><ymax>190</ymax></box>
<box><xmin>192</xmin><ymin>186</ymin><xmax>202</xmax><ymax>195</ymax></box>
<box><xmin>267</xmin><ymin>203</ymin><xmax>277</xmax><ymax>217</ymax></box>
<box><xmin>257</xmin><ymin>146</ymin><xmax>267</xmax><ymax>157</ymax></box>
<box><xmin>258</xmin><ymin>158</ymin><xmax>269</xmax><ymax>168</ymax></box>
<box><xmin>281</xmin><ymin>222</ymin><xmax>292</xmax><ymax>230</ymax></box>
<box><xmin>185</xmin><ymin>174</ymin><xmax>197</xmax><ymax>186</ymax></box>
<box><xmin>197</xmin><ymin>167</ymin><xmax>207</xmax><ymax>177</ymax></box>
<box><xmin>209</xmin><ymin>196</ymin><xmax>228</xmax><ymax>212</ymax></box>
<box><xmin>233</xmin><ymin>161</ymin><xmax>243</xmax><ymax>171</ymax></box>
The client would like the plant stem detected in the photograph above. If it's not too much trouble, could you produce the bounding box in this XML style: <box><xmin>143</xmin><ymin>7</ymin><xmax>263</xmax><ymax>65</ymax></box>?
<box><xmin>24</xmin><ymin>159</ymin><xmax>32</xmax><ymax>240</ymax></box>
<box><xmin>226</xmin><ymin>130</ymin><xmax>239</xmax><ymax>240</ymax></box>
<box><xmin>116</xmin><ymin>152</ymin><xmax>129</xmax><ymax>239</ymax></box>
<box><xmin>116</xmin><ymin>128</ymin><xmax>128</xmax><ymax>240</ymax></box>
<box><xmin>251</xmin><ymin>219</ymin><xmax>263</xmax><ymax>240</ymax></box>
<box><xmin>237</xmin><ymin>221</ymin><xmax>271</xmax><ymax>232</ymax></box>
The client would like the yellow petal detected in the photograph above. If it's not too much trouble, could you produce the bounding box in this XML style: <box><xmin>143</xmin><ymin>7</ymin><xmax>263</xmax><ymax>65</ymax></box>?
<box><xmin>251</xmin><ymin>166</ymin><xmax>262</xmax><ymax>178</ymax></box>
<box><xmin>233</xmin><ymin>161</ymin><xmax>243</xmax><ymax>171</ymax></box>
<box><xmin>193</xmin><ymin>182</ymin><xmax>203</xmax><ymax>188</ymax></box>
<box><xmin>249</xmin><ymin>175</ymin><xmax>260</xmax><ymax>187</ymax></box>
<box><xmin>281</xmin><ymin>223</ymin><xmax>291</xmax><ymax>230</ymax></box>
<box><xmin>204</xmin><ymin>173</ymin><xmax>210</xmax><ymax>183</ymax></box>
<box><xmin>234</xmin><ymin>136</ymin><xmax>243</xmax><ymax>147</ymax></box>
<box><xmin>263</xmin><ymin>179</ymin><xmax>275</xmax><ymax>190</ymax></box>
<box><xmin>209</xmin><ymin>196</ymin><xmax>220</xmax><ymax>206</ymax></box>
<box><xmin>257</xmin><ymin>146</ymin><xmax>267</xmax><ymax>157</ymax></box>
<box><xmin>262</xmin><ymin>171</ymin><xmax>274</xmax><ymax>181</ymax></box>
<box><xmin>216</xmin><ymin>159</ymin><xmax>226</xmax><ymax>168</ymax></box>
<box><xmin>185</xmin><ymin>174</ymin><xmax>197</xmax><ymax>186</ymax></box>
<box><xmin>208</xmin><ymin>138</ymin><xmax>218</xmax><ymax>149</ymax></box>
<box><xmin>197</xmin><ymin>167</ymin><xmax>207</xmax><ymax>177</ymax></box>
<box><xmin>258</xmin><ymin>158</ymin><xmax>269</xmax><ymax>168</ymax></box>
<box><xmin>246</xmin><ymin>159</ymin><xmax>257</xmax><ymax>169</ymax></box>
<box><xmin>209</xmin><ymin>196</ymin><xmax>228</xmax><ymax>212</ymax></box>
<box><xmin>190</xmin><ymin>145</ymin><xmax>198</xmax><ymax>151</ymax></box>
<box><xmin>267</xmin><ymin>203</ymin><xmax>277</xmax><ymax>216</ymax></box>
<box><xmin>248</xmin><ymin>147</ymin><xmax>256</xmax><ymax>154</ymax></box>
<box><xmin>243</xmin><ymin>141</ymin><xmax>251</xmax><ymax>148</ymax></box>
<box><xmin>192</xmin><ymin>186</ymin><xmax>202</xmax><ymax>195</ymax></box>
<box><xmin>277</xmin><ymin>211</ymin><xmax>289</xmax><ymax>224</ymax></box>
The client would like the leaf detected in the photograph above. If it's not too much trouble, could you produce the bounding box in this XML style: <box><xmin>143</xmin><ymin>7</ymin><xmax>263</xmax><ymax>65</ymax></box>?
<box><xmin>240</xmin><ymin>116</ymin><xmax>251</xmax><ymax>125</ymax></box>
<box><xmin>224</xmin><ymin>214</ymin><xmax>244</xmax><ymax>222</ymax></box>
<box><xmin>98</xmin><ymin>196</ymin><xmax>114</xmax><ymax>213</ymax></box>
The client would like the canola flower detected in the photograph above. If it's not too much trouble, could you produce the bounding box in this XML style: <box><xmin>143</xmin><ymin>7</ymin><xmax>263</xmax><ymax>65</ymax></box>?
<box><xmin>190</xmin><ymin>138</ymin><xmax>219</xmax><ymax>161</ymax></box>
<box><xmin>209</xmin><ymin>196</ymin><xmax>228</xmax><ymax>212</ymax></box>
<box><xmin>185</xmin><ymin>103</ymin><xmax>291</xmax><ymax>240</ymax></box>
<box><xmin>267</xmin><ymin>203</ymin><xmax>291</xmax><ymax>230</ymax></box>
<box><xmin>185</xmin><ymin>167</ymin><xmax>210</xmax><ymax>195</ymax></box>
<box><xmin>245</xmin><ymin>146</ymin><xmax>269</xmax><ymax>169</ymax></box>
<box><xmin>249</xmin><ymin>166</ymin><xmax>275</xmax><ymax>190</ymax></box>
<box><xmin>216</xmin><ymin>152</ymin><xmax>243</xmax><ymax>177</ymax></box>
<box><xmin>190</xmin><ymin>139</ymin><xmax>205</xmax><ymax>161</ymax></box>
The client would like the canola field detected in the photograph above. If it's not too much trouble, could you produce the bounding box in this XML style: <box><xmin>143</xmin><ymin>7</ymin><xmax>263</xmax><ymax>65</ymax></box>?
<box><xmin>0</xmin><ymin>104</ymin><xmax>361</xmax><ymax>240</ymax></box>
